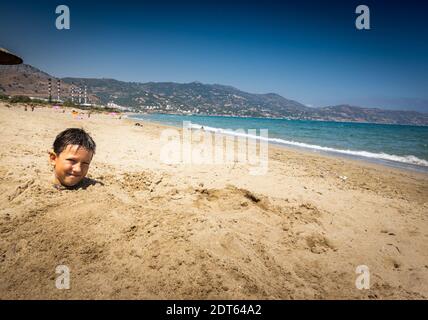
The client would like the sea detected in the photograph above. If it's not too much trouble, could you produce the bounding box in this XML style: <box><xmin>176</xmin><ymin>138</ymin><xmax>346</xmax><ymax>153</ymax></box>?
<box><xmin>130</xmin><ymin>113</ymin><xmax>428</xmax><ymax>173</ymax></box>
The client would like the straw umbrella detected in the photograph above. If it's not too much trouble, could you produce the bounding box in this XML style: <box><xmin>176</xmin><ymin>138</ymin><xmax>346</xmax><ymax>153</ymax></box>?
<box><xmin>0</xmin><ymin>48</ymin><xmax>23</xmax><ymax>65</ymax></box>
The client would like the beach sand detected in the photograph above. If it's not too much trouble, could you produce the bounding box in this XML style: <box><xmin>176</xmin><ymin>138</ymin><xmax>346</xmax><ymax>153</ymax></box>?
<box><xmin>0</xmin><ymin>103</ymin><xmax>427</xmax><ymax>299</ymax></box>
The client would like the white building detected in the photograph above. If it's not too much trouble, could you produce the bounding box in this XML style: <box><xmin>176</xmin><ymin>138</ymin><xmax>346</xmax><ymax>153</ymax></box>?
<box><xmin>107</xmin><ymin>101</ymin><xmax>128</xmax><ymax>111</ymax></box>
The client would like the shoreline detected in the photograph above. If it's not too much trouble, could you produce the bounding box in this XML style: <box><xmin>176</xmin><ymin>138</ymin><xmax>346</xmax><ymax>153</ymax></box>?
<box><xmin>127</xmin><ymin>113</ymin><xmax>428</xmax><ymax>176</ymax></box>
<box><xmin>127</xmin><ymin>112</ymin><xmax>428</xmax><ymax>127</ymax></box>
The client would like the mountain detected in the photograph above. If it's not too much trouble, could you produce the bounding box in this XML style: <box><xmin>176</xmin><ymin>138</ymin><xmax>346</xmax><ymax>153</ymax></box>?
<box><xmin>0</xmin><ymin>64</ymin><xmax>52</xmax><ymax>97</ymax></box>
<box><xmin>60</xmin><ymin>78</ymin><xmax>310</xmax><ymax>117</ymax></box>
<box><xmin>1</xmin><ymin>64</ymin><xmax>427</xmax><ymax>125</ymax></box>
<box><xmin>0</xmin><ymin>64</ymin><xmax>99</xmax><ymax>103</ymax></box>
<box><xmin>312</xmin><ymin>105</ymin><xmax>428</xmax><ymax>126</ymax></box>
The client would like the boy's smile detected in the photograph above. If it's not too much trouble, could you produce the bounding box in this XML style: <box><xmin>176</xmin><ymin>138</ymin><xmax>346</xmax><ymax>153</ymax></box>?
<box><xmin>50</xmin><ymin>144</ymin><xmax>93</xmax><ymax>187</ymax></box>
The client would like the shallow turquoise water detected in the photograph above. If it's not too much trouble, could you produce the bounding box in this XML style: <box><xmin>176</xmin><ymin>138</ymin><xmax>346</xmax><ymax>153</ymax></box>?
<box><xmin>131</xmin><ymin>113</ymin><xmax>428</xmax><ymax>172</ymax></box>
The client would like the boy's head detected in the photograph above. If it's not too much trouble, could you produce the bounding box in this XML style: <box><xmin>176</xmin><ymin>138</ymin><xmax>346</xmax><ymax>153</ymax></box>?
<box><xmin>49</xmin><ymin>128</ymin><xmax>96</xmax><ymax>187</ymax></box>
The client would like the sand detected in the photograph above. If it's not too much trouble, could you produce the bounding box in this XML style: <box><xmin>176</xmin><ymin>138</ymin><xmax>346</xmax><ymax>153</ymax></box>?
<box><xmin>0</xmin><ymin>102</ymin><xmax>427</xmax><ymax>299</ymax></box>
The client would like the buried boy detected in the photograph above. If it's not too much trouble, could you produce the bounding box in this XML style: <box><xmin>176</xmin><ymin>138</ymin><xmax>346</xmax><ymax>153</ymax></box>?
<box><xmin>49</xmin><ymin>128</ymin><xmax>97</xmax><ymax>189</ymax></box>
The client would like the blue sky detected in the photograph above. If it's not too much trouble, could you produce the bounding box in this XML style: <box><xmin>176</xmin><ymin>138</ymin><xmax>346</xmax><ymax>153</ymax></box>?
<box><xmin>1</xmin><ymin>0</ymin><xmax>427</xmax><ymax>111</ymax></box>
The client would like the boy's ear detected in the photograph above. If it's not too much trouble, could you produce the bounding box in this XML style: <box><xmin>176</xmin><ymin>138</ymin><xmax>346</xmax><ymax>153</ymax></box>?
<box><xmin>48</xmin><ymin>149</ymin><xmax>57</xmax><ymax>166</ymax></box>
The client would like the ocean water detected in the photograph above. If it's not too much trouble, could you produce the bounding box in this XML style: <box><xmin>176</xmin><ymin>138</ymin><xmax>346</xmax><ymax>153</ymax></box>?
<box><xmin>130</xmin><ymin>113</ymin><xmax>428</xmax><ymax>172</ymax></box>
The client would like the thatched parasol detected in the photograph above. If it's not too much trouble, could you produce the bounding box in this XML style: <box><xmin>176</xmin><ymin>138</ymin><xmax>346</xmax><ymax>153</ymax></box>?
<box><xmin>0</xmin><ymin>48</ymin><xmax>23</xmax><ymax>65</ymax></box>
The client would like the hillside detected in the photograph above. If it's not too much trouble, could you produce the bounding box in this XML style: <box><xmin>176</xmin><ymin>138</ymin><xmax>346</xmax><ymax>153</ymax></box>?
<box><xmin>1</xmin><ymin>64</ymin><xmax>427</xmax><ymax>125</ymax></box>
<box><xmin>313</xmin><ymin>105</ymin><xmax>428</xmax><ymax>126</ymax></box>
<box><xmin>0</xmin><ymin>64</ymin><xmax>99</xmax><ymax>103</ymax></box>
<box><xmin>61</xmin><ymin>77</ymin><xmax>310</xmax><ymax>118</ymax></box>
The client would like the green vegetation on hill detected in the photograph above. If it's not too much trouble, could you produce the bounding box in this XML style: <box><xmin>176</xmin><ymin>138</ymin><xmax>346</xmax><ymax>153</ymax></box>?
<box><xmin>0</xmin><ymin>93</ymin><xmax>9</xmax><ymax>101</ymax></box>
<box><xmin>1</xmin><ymin>64</ymin><xmax>427</xmax><ymax>125</ymax></box>
<box><xmin>10</xmin><ymin>95</ymin><xmax>31</xmax><ymax>103</ymax></box>
<box><xmin>61</xmin><ymin>78</ymin><xmax>309</xmax><ymax>118</ymax></box>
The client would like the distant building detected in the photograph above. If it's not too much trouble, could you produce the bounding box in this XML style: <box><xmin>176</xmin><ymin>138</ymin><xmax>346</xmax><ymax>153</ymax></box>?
<box><xmin>29</xmin><ymin>96</ymin><xmax>49</xmax><ymax>102</ymax></box>
<box><xmin>107</xmin><ymin>101</ymin><xmax>128</xmax><ymax>111</ymax></box>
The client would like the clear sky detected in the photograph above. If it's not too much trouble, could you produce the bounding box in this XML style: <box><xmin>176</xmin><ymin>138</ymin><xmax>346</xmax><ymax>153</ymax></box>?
<box><xmin>1</xmin><ymin>0</ymin><xmax>427</xmax><ymax>111</ymax></box>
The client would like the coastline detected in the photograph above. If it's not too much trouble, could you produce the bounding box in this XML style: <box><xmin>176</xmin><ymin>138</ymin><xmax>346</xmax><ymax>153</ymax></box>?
<box><xmin>127</xmin><ymin>113</ymin><xmax>428</xmax><ymax>175</ymax></box>
<box><xmin>127</xmin><ymin>112</ymin><xmax>428</xmax><ymax>127</ymax></box>
<box><xmin>1</xmin><ymin>103</ymin><xmax>427</xmax><ymax>299</ymax></box>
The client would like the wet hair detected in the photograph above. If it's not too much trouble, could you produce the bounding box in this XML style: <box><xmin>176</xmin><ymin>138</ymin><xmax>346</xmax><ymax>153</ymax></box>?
<box><xmin>53</xmin><ymin>128</ymin><xmax>96</xmax><ymax>155</ymax></box>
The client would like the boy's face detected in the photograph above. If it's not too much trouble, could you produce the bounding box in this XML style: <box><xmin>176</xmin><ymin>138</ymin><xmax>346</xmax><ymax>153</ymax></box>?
<box><xmin>49</xmin><ymin>144</ymin><xmax>93</xmax><ymax>187</ymax></box>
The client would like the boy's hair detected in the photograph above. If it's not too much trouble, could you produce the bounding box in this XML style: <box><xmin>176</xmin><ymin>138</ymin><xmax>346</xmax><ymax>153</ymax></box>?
<box><xmin>53</xmin><ymin>128</ymin><xmax>96</xmax><ymax>155</ymax></box>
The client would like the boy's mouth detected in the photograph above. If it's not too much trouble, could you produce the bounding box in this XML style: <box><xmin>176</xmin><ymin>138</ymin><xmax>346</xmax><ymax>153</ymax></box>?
<box><xmin>67</xmin><ymin>173</ymin><xmax>81</xmax><ymax>178</ymax></box>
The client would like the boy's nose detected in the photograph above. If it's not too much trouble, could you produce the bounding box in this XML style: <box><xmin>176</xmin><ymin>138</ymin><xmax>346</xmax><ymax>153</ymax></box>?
<box><xmin>72</xmin><ymin>164</ymin><xmax>82</xmax><ymax>174</ymax></box>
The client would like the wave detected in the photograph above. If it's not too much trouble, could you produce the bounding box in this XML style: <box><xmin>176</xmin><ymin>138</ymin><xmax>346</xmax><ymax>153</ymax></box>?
<box><xmin>187</xmin><ymin>122</ymin><xmax>428</xmax><ymax>167</ymax></box>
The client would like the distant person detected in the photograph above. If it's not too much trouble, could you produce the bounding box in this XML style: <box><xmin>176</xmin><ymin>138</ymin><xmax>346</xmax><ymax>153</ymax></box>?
<box><xmin>31</xmin><ymin>105</ymin><xmax>34</xmax><ymax>112</ymax></box>
<box><xmin>49</xmin><ymin>128</ymin><xmax>96</xmax><ymax>190</ymax></box>
<box><xmin>24</xmin><ymin>105</ymin><xmax>27</xmax><ymax>111</ymax></box>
